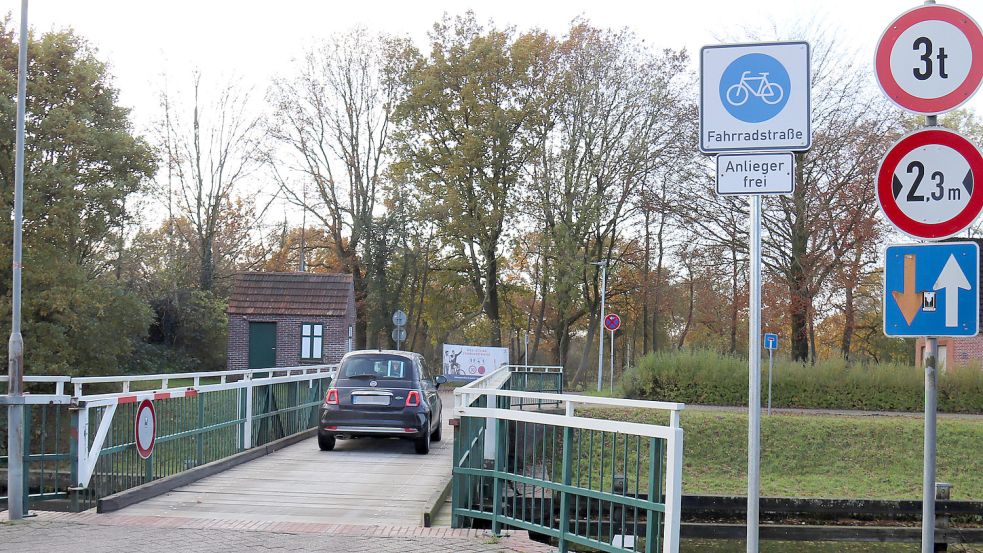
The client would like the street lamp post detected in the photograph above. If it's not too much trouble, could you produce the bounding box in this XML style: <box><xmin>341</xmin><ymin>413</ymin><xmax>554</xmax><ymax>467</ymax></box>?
<box><xmin>7</xmin><ymin>0</ymin><xmax>29</xmax><ymax>522</ymax></box>
<box><xmin>592</xmin><ymin>260</ymin><xmax>608</xmax><ymax>393</ymax></box>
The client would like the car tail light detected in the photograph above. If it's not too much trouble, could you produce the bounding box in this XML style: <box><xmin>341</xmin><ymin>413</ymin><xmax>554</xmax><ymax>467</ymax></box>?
<box><xmin>403</xmin><ymin>428</ymin><xmax>416</xmax><ymax>433</ymax></box>
<box><xmin>325</xmin><ymin>388</ymin><xmax>339</xmax><ymax>405</ymax></box>
<box><xmin>405</xmin><ymin>390</ymin><xmax>421</xmax><ymax>407</ymax></box>
<box><xmin>324</xmin><ymin>425</ymin><xmax>338</xmax><ymax>431</ymax></box>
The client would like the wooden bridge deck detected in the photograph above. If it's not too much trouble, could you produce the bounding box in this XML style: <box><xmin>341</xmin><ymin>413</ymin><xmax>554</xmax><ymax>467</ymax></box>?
<box><xmin>116</xmin><ymin>392</ymin><xmax>454</xmax><ymax>526</ymax></box>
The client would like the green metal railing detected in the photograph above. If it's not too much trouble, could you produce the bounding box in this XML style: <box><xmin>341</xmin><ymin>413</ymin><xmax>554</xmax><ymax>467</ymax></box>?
<box><xmin>451</xmin><ymin>367</ymin><xmax>684</xmax><ymax>553</ymax></box>
<box><xmin>1</xmin><ymin>366</ymin><xmax>334</xmax><ymax>512</ymax></box>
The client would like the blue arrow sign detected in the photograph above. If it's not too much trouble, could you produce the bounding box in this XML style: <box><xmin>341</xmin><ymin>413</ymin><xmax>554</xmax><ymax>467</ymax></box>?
<box><xmin>884</xmin><ymin>242</ymin><xmax>979</xmax><ymax>337</ymax></box>
<box><xmin>763</xmin><ymin>333</ymin><xmax>779</xmax><ymax>351</ymax></box>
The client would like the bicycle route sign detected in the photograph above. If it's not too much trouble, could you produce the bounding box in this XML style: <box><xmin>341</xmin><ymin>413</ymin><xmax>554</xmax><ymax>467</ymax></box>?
<box><xmin>875</xmin><ymin>4</ymin><xmax>983</xmax><ymax>115</ymax></box>
<box><xmin>877</xmin><ymin>128</ymin><xmax>983</xmax><ymax>240</ymax></box>
<box><xmin>700</xmin><ymin>41</ymin><xmax>811</xmax><ymax>153</ymax></box>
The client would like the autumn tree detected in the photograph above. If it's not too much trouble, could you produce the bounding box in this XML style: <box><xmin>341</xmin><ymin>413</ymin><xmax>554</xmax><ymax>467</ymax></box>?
<box><xmin>761</xmin><ymin>38</ymin><xmax>900</xmax><ymax>362</ymax></box>
<box><xmin>393</xmin><ymin>13</ymin><xmax>558</xmax><ymax>347</ymax></box>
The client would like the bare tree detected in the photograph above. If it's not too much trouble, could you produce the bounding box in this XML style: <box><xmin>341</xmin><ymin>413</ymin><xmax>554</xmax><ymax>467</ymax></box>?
<box><xmin>269</xmin><ymin>28</ymin><xmax>407</xmax><ymax>347</ymax></box>
<box><xmin>158</xmin><ymin>73</ymin><xmax>268</xmax><ymax>293</ymax></box>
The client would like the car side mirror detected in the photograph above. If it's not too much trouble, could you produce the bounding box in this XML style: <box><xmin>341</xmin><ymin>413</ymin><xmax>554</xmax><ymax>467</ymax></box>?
<box><xmin>434</xmin><ymin>375</ymin><xmax>448</xmax><ymax>388</ymax></box>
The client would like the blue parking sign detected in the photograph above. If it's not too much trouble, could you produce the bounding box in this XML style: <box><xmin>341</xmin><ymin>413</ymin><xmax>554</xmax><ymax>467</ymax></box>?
<box><xmin>763</xmin><ymin>333</ymin><xmax>778</xmax><ymax>351</ymax></box>
<box><xmin>884</xmin><ymin>242</ymin><xmax>979</xmax><ymax>337</ymax></box>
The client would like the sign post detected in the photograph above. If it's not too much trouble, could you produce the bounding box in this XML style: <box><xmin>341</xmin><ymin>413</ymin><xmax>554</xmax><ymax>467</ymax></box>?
<box><xmin>763</xmin><ymin>333</ymin><xmax>778</xmax><ymax>415</ymax></box>
<box><xmin>875</xmin><ymin>4</ymin><xmax>983</xmax><ymax>551</ymax></box>
<box><xmin>702</xmin><ymin>39</ymin><xmax>811</xmax><ymax>553</ymax></box>
<box><xmin>604</xmin><ymin>314</ymin><xmax>622</xmax><ymax>392</ymax></box>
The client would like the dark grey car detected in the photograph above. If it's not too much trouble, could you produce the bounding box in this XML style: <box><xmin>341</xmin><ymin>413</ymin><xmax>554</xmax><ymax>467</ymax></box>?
<box><xmin>318</xmin><ymin>350</ymin><xmax>446</xmax><ymax>454</ymax></box>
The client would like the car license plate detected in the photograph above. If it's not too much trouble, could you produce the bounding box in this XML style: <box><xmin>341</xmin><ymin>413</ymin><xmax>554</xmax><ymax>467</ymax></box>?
<box><xmin>352</xmin><ymin>395</ymin><xmax>390</xmax><ymax>406</ymax></box>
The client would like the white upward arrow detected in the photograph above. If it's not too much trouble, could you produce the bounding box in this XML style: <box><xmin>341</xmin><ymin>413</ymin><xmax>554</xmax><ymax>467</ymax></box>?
<box><xmin>933</xmin><ymin>254</ymin><xmax>972</xmax><ymax>327</ymax></box>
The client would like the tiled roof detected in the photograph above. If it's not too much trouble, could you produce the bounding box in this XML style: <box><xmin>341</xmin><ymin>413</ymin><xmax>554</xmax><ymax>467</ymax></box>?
<box><xmin>228</xmin><ymin>272</ymin><xmax>354</xmax><ymax>317</ymax></box>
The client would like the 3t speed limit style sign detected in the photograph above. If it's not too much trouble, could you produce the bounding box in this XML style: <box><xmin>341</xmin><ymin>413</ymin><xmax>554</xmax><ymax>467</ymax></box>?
<box><xmin>877</xmin><ymin>128</ymin><xmax>983</xmax><ymax>240</ymax></box>
<box><xmin>875</xmin><ymin>4</ymin><xmax>983</xmax><ymax>114</ymax></box>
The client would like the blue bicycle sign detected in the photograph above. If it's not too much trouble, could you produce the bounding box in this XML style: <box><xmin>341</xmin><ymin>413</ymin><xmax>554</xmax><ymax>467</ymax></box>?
<box><xmin>719</xmin><ymin>53</ymin><xmax>791</xmax><ymax>123</ymax></box>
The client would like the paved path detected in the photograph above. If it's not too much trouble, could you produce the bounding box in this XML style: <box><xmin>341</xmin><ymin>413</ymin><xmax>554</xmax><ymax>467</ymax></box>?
<box><xmin>0</xmin><ymin>512</ymin><xmax>553</xmax><ymax>553</ymax></box>
<box><xmin>117</xmin><ymin>390</ymin><xmax>456</xmax><ymax>526</ymax></box>
<box><xmin>685</xmin><ymin>403</ymin><xmax>983</xmax><ymax>420</ymax></box>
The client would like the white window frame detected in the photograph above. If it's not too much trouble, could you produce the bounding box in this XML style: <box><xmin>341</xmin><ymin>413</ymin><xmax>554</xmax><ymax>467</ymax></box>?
<box><xmin>301</xmin><ymin>323</ymin><xmax>324</xmax><ymax>360</ymax></box>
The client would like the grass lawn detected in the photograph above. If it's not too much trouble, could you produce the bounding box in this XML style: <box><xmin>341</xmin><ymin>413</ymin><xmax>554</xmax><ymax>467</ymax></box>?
<box><xmin>579</xmin><ymin>407</ymin><xmax>983</xmax><ymax>500</ymax></box>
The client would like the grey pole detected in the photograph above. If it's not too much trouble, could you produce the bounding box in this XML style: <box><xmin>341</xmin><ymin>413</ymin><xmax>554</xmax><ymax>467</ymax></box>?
<box><xmin>923</xmin><ymin>337</ymin><xmax>938</xmax><ymax>553</ymax></box>
<box><xmin>609</xmin><ymin>329</ymin><xmax>614</xmax><ymax>392</ymax></box>
<box><xmin>747</xmin><ymin>195</ymin><xmax>762</xmax><ymax>552</ymax></box>
<box><xmin>767</xmin><ymin>350</ymin><xmax>773</xmax><ymax>416</ymax></box>
<box><xmin>921</xmin><ymin>66</ymin><xmax>938</xmax><ymax>552</ymax></box>
<box><xmin>6</xmin><ymin>0</ymin><xmax>29</xmax><ymax>522</ymax></box>
<box><xmin>595</xmin><ymin>261</ymin><xmax>607</xmax><ymax>392</ymax></box>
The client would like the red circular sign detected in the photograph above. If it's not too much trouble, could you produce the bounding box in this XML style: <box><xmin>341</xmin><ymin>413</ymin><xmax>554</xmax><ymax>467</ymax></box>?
<box><xmin>877</xmin><ymin>128</ymin><xmax>983</xmax><ymax>240</ymax></box>
<box><xmin>875</xmin><ymin>5</ymin><xmax>983</xmax><ymax>114</ymax></box>
<box><xmin>135</xmin><ymin>399</ymin><xmax>157</xmax><ymax>460</ymax></box>
<box><xmin>604</xmin><ymin>314</ymin><xmax>621</xmax><ymax>332</ymax></box>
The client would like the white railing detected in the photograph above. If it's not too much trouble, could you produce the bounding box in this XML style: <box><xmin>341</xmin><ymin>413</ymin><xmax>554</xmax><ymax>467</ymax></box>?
<box><xmin>1</xmin><ymin>365</ymin><xmax>339</xmax><ymax>500</ymax></box>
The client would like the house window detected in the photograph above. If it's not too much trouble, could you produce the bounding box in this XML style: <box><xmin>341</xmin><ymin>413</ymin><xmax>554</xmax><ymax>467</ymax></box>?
<box><xmin>301</xmin><ymin>323</ymin><xmax>323</xmax><ymax>360</ymax></box>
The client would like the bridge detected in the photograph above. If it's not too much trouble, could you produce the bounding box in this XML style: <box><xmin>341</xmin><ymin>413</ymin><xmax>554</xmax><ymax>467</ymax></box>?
<box><xmin>0</xmin><ymin>365</ymin><xmax>685</xmax><ymax>553</ymax></box>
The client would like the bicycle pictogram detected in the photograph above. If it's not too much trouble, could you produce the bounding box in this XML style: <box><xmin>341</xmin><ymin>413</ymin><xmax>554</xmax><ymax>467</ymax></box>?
<box><xmin>718</xmin><ymin>53</ymin><xmax>791</xmax><ymax>124</ymax></box>
<box><xmin>726</xmin><ymin>71</ymin><xmax>785</xmax><ymax>106</ymax></box>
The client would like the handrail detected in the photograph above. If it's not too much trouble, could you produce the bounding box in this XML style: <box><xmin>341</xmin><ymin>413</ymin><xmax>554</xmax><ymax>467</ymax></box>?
<box><xmin>70</xmin><ymin>365</ymin><xmax>337</xmax><ymax>397</ymax></box>
<box><xmin>0</xmin><ymin>365</ymin><xmax>338</xmax><ymax>401</ymax></box>
<box><xmin>462</xmin><ymin>388</ymin><xmax>684</xmax><ymax>413</ymax></box>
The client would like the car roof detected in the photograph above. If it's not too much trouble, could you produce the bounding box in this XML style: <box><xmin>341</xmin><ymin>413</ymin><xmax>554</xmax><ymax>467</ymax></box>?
<box><xmin>342</xmin><ymin>349</ymin><xmax>419</xmax><ymax>360</ymax></box>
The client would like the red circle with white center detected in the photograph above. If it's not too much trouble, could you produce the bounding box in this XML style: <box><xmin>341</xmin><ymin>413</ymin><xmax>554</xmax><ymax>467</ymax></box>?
<box><xmin>877</xmin><ymin>128</ymin><xmax>983</xmax><ymax>240</ymax></box>
<box><xmin>135</xmin><ymin>399</ymin><xmax>157</xmax><ymax>460</ymax></box>
<box><xmin>875</xmin><ymin>5</ymin><xmax>983</xmax><ymax>114</ymax></box>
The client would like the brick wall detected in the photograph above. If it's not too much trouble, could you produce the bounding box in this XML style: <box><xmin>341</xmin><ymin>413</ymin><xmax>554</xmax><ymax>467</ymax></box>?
<box><xmin>915</xmin><ymin>336</ymin><xmax>983</xmax><ymax>369</ymax></box>
<box><xmin>227</xmin><ymin>314</ymin><xmax>355</xmax><ymax>370</ymax></box>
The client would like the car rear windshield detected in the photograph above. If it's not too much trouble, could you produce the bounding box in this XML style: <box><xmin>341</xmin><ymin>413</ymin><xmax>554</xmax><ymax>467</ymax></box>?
<box><xmin>338</xmin><ymin>354</ymin><xmax>416</xmax><ymax>383</ymax></box>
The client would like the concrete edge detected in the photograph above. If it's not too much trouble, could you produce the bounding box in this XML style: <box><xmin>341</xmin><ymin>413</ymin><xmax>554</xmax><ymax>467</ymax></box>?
<box><xmin>421</xmin><ymin>474</ymin><xmax>453</xmax><ymax>527</ymax></box>
<box><xmin>97</xmin><ymin>428</ymin><xmax>317</xmax><ymax>513</ymax></box>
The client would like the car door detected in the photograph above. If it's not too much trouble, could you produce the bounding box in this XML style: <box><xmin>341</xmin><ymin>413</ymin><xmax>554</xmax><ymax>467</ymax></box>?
<box><xmin>418</xmin><ymin>356</ymin><xmax>441</xmax><ymax>429</ymax></box>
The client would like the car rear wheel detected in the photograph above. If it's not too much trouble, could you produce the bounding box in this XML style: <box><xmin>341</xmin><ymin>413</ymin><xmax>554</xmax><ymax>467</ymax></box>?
<box><xmin>415</xmin><ymin>419</ymin><xmax>431</xmax><ymax>454</ymax></box>
<box><xmin>318</xmin><ymin>434</ymin><xmax>336</xmax><ymax>451</ymax></box>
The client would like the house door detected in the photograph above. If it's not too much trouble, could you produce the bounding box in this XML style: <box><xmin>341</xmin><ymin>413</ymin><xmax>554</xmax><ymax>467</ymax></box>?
<box><xmin>248</xmin><ymin>322</ymin><xmax>277</xmax><ymax>369</ymax></box>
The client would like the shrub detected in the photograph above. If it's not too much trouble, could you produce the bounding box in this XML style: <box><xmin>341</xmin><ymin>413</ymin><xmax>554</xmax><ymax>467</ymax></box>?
<box><xmin>621</xmin><ymin>350</ymin><xmax>983</xmax><ymax>414</ymax></box>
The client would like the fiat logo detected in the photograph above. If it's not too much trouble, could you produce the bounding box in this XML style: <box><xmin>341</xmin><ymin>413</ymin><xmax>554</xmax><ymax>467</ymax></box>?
<box><xmin>369</xmin><ymin>380</ymin><xmax>378</xmax><ymax>387</ymax></box>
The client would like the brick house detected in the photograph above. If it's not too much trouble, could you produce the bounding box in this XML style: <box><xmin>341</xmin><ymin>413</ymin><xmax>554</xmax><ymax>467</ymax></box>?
<box><xmin>226</xmin><ymin>272</ymin><xmax>356</xmax><ymax>370</ymax></box>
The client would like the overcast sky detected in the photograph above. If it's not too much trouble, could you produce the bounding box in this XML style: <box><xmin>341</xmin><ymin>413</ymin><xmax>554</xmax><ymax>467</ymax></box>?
<box><xmin>7</xmin><ymin>0</ymin><xmax>981</xmax><ymax>132</ymax></box>
<box><xmin>3</xmin><ymin>0</ymin><xmax>982</xmax><ymax>229</ymax></box>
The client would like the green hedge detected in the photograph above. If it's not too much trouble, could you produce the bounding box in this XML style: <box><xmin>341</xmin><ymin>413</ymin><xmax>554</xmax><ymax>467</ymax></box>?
<box><xmin>621</xmin><ymin>350</ymin><xmax>983</xmax><ymax>414</ymax></box>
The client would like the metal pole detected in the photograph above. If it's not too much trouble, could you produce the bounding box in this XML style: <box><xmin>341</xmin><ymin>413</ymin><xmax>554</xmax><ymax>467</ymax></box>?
<box><xmin>524</xmin><ymin>331</ymin><xmax>529</xmax><ymax>368</ymax></box>
<box><xmin>768</xmin><ymin>350</ymin><xmax>773</xmax><ymax>416</ymax></box>
<box><xmin>7</xmin><ymin>0</ymin><xmax>29</xmax><ymax>521</ymax></box>
<box><xmin>923</xmin><ymin>339</ymin><xmax>938</xmax><ymax>553</ymax></box>
<box><xmin>747</xmin><ymin>195</ymin><xmax>762</xmax><ymax>552</ymax></box>
<box><xmin>596</xmin><ymin>261</ymin><xmax>607</xmax><ymax>393</ymax></box>
<box><xmin>609</xmin><ymin>329</ymin><xmax>615</xmax><ymax>392</ymax></box>
<box><xmin>922</xmin><ymin>77</ymin><xmax>938</xmax><ymax>553</ymax></box>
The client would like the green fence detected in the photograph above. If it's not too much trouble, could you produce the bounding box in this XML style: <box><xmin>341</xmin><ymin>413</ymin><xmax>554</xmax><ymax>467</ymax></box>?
<box><xmin>1</xmin><ymin>367</ymin><xmax>334</xmax><ymax>512</ymax></box>
<box><xmin>451</xmin><ymin>367</ymin><xmax>684</xmax><ymax>553</ymax></box>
